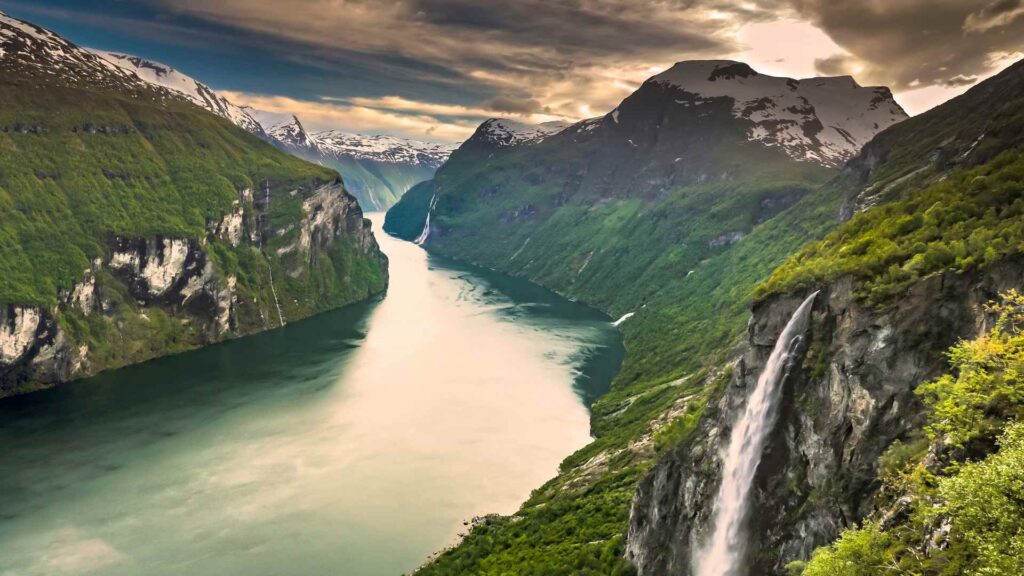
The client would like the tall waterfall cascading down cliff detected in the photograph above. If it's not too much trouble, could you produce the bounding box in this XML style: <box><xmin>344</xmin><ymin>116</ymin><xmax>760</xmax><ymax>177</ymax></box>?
<box><xmin>694</xmin><ymin>291</ymin><xmax>819</xmax><ymax>576</ymax></box>
<box><xmin>415</xmin><ymin>194</ymin><xmax>438</xmax><ymax>245</ymax></box>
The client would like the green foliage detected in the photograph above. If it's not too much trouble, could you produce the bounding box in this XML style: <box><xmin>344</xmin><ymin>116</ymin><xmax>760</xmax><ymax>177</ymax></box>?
<box><xmin>933</xmin><ymin>423</ymin><xmax>1024</xmax><ymax>575</ymax></box>
<box><xmin>653</xmin><ymin>399</ymin><xmax>706</xmax><ymax>453</ymax></box>
<box><xmin>797</xmin><ymin>521</ymin><xmax>893</xmax><ymax>576</ymax></box>
<box><xmin>417</xmin><ymin>467</ymin><xmax>642</xmax><ymax>576</ymax></box>
<box><xmin>799</xmin><ymin>292</ymin><xmax>1024</xmax><ymax>576</ymax></box>
<box><xmin>916</xmin><ymin>289</ymin><xmax>1024</xmax><ymax>451</ymax></box>
<box><xmin>760</xmin><ymin>151</ymin><xmax>1024</xmax><ymax>304</ymax></box>
<box><xmin>0</xmin><ymin>78</ymin><xmax>336</xmax><ymax>306</ymax></box>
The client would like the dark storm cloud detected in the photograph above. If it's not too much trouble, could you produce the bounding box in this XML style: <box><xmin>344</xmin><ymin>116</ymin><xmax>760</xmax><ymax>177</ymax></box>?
<box><xmin>813</xmin><ymin>54</ymin><xmax>855</xmax><ymax>77</ymax></box>
<box><xmin>407</xmin><ymin>0</ymin><xmax>722</xmax><ymax>58</ymax></box>
<box><xmin>965</xmin><ymin>0</ymin><xmax>1024</xmax><ymax>31</ymax></box>
<box><xmin>783</xmin><ymin>0</ymin><xmax>1024</xmax><ymax>89</ymax></box>
<box><xmin>160</xmin><ymin>0</ymin><xmax>1024</xmax><ymax>103</ymax></box>
<box><xmin>158</xmin><ymin>0</ymin><xmax>749</xmax><ymax>116</ymax></box>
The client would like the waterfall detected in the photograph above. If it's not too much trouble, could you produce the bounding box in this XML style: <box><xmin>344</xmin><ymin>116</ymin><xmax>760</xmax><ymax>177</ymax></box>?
<box><xmin>694</xmin><ymin>291</ymin><xmax>819</xmax><ymax>576</ymax></box>
<box><xmin>415</xmin><ymin>194</ymin><xmax>438</xmax><ymax>245</ymax></box>
<box><xmin>266</xmin><ymin>260</ymin><xmax>285</xmax><ymax>328</ymax></box>
<box><xmin>258</xmin><ymin>179</ymin><xmax>285</xmax><ymax>327</ymax></box>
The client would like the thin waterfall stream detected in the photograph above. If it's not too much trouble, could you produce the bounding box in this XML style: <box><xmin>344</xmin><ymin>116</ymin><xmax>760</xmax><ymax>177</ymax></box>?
<box><xmin>415</xmin><ymin>194</ymin><xmax>438</xmax><ymax>245</ymax></box>
<box><xmin>694</xmin><ymin>291</ymin><xmax>819</xmax><ymax>576</ymax></box>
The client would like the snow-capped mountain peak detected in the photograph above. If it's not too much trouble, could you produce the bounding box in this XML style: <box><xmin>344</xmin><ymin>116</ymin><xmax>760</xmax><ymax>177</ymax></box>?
<box><xmin>269</xmin><ymin>115</ymin><xmax>318</xmax><ymax>152</ymax></box>
<box><xmin>95</xmin><ymin>51</ymin><xmax>267</xmax><ymax>137</ymax></box>
<box><xmin>0</xmin><ymin>11</ymin><xmax>148</xmax><ymax>93</ymax></box>
<box><xmin>475</xmin><ymin>118</ymin><xmax>570</xmax><ymax>147</ymax></box>
<box><xmin>314</xmin><ymin>131</ymin><xmax>456</xmax><ymax>167</ymax></box>
<box><xmin>648</xmin><ymin>60</ymin><xmax>908</xmax><ymax>166</ymax></box>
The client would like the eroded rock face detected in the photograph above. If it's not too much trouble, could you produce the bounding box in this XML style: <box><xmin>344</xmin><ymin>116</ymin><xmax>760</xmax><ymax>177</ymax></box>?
<box><xmin>276</xmin><ymin>181</ymin><xmax>385</xmax><ymax>275</ymax></box>
<box><xmin>626</xmin><ymin>257</ymin><xmax>1024</xmax><ymax>575</ymax></box>
<box><xmin>0</xmin><ymin>180</ymin><xmax>386</xmax><ymax>398</ymax></box>
<box><xmin>109</xmin><ymin>236</ymin><xmax>201</xmax><ymax>298</ymax></box>
<box><xmin>0</xmin><ymin>306</ymin><xmax>43</xmax><ymax>364</ymax></box>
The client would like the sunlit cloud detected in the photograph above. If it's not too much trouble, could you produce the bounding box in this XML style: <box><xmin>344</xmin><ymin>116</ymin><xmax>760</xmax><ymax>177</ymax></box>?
<box><xmin>340</xmin><ymin>95</ymin><xmax>563</xmax><ymax>123</ymax></box>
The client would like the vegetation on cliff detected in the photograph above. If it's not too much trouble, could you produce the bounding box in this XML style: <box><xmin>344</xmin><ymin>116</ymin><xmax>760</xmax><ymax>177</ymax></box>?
<box><xmin>0</xmin><ymin>35</ymin><xmax>387</xmax><ymax>394</ymax></box>
<box><xmin>794</xmin><ymin>291</ymin><xmax>1024</xmax><ymax>576</ymax></box>
<box><xmin>760</xmin><ymin>151</ymin><xmax>1024</xmax><ymax>305</ymax></box>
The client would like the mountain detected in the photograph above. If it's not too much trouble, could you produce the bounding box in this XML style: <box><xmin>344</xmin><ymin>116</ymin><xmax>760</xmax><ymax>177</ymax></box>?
<box><xmin>95</xmin><ymin>51</ymin><xmax>268</xmax><ymax>138</ymax></box>
<box><xmin>472</xmin><ymin>118</ymin><xmax>571</xmax><ymax>147</ymax></box>
<box><xmin>91</xmin><ymin>51</ymin><xmax>455</xmax><ymax>212</ymax></box>
<box><xmin>0</xmin><ymin>12</ymin><xmax>387</xmax><ymax>397</ymax></box>
<box><xmin>386</xmin><ymin>60</ymin><xmax>905</xmax><ymax>574</ymax></box>
<box><xmin>628</xmin><ymin>58</ymin><xmax>1024</xmax><ymax>575</ymax></box>
<box><xmin>267</xmin><ymin>115</ymin><xmax>456</xmax><ymax>211</ymax></box>
<box><xmin>646</xmin><ymin>61</ymin><xmax>905</xmax><ymax>167</ymax></box>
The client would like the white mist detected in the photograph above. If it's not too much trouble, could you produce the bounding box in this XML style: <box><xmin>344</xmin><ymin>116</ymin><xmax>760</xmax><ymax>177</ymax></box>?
<box><xmin>694</xmin><ymin>291</ymin><xmax>819</xmax><ymax>576</ymax></box>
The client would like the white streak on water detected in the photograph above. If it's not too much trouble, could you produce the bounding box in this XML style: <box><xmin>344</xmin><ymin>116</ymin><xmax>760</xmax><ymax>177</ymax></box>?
<box><xmin>612</xmin><ymin>312</ymin><xmax>634</xmax><ymax>327</ymax></box>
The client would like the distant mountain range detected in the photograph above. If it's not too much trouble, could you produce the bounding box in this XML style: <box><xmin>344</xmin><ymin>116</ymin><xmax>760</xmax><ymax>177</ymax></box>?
<box><xmin>267</xmin><ymin>115</ymin><xmax>456</xmax><ymax>211</ymax></box>
<box><xmin>91</xmin><ymin>51</ymin><xmax>456</xmax><ymax>211</ymax></box>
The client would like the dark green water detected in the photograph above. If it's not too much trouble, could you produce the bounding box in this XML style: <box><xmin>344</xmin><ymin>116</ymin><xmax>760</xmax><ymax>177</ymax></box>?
<box><xmin>0</xmin><ymin>215</ymin><xmax>624</xmax><ymax>576</ymax></box>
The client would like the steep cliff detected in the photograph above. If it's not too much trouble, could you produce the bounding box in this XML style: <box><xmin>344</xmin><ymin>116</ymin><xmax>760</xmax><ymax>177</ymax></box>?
<box><xmin>0</xmin><ymin>13</ymin><xmax>388</xmax><ymax>397</ymax></box>
<box><xmin>627</xmin><ymin>259</ymin><xmax>1024</xmax><ymax>574</ymax></box>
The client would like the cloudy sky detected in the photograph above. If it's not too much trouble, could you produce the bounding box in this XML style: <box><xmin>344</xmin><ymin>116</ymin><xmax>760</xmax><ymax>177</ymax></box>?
<box><xmin>4</xmin><ymin>0</ymin><xmax>1023</xmax><ymax>142</ymax></box>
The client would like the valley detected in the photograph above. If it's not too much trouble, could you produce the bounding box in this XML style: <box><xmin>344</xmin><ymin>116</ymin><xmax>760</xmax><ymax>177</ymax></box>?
<box><xmin>3</xmin><ymin>6</ymin><xmax>1024</xmax><ymax>576</ymax></box>
<box><xmin>0</xmin><ymin>216</ymin><xmax>624</xmax><ymax>576</ymax></box>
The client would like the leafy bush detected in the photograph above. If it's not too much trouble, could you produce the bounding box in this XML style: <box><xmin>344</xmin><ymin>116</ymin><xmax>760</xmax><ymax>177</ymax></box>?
<box><xmin>797</xmin><ymin>292</ymin><xmax>1024</xmax><ymax>575</ymax></box>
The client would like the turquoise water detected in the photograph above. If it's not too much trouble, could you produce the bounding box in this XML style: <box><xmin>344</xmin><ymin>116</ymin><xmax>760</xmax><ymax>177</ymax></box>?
<box><xmin>0</xmin><ymin>215</ymin><xmax>623</xmax><ymax>576</ymax></box>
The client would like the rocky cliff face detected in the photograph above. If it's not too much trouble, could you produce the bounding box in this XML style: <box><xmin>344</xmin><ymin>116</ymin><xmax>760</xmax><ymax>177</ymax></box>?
<box><xmin>626</xmin><ymin>257</ymin><xmax>1024</xmax><ymax>575</ymax></box>
<box><xmin>0</xmin><ymin>180</ymin><xmax>385</xmax><ymax>398</ymax></box>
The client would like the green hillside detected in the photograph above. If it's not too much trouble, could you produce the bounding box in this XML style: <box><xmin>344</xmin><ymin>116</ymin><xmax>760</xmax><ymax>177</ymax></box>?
<box><xmin>0</xmin><ymin>15</ymin><xmax>387</xmax><ymax>396</ymax></box>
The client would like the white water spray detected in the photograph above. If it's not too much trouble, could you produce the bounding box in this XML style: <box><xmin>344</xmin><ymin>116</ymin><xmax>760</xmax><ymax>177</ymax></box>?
<box><xmin>415</xmin><ymin>194</ymin><xmax>438</xmax><ymax>245</ymax></box>
<box><xmin>694</xmin><ymin>291</ymin><xmax>819</xmax><ymax>576</ymax></box>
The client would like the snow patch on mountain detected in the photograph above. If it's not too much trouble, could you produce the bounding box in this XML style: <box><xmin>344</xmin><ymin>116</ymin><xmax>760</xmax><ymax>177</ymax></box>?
<box><xmin>95</xmin><ymin>51</ymin><xmax>267</xmax><ymax>137</ymax></box>
<box><xmin>0</xmin><ymin>11</ymin><xmax>146</xmax><ymax>91</ymax></box>
<box><xmin>651</xmin><ymin>60</ymin><xmax>907</xmax><ymax>167</ymax></box>
<box><xmin>268</xmin><ymin>115</ymin><xmax>319</xmax><ymax>152</ymax></box>
<box><xmin>268</xmin><ymin>116</ymin><xmax>455</xmax><ymax>168</ymax></box>
<box><xmin>316</xmin><ymin>131</ymin><xmax>456</xmax><ymax>167</ymax></box>
<box><xmin>477</xmin><ymin>119</ymin><xmax>570</xmax><ymax>147</ymax></box>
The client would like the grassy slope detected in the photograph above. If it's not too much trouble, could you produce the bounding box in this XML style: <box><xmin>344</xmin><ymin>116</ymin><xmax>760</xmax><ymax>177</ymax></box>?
<box><xmin>0</xmin><ymin>74</ymin><xmax>387</xmax><ymax>388</ymax></box>
<box><xmin>389</xmin><ymin>130</ymin><xmax>841</xmax><ymax>574</ymax></box>
<box><xmin>759</xmin><ymin>150</ymin><xmax>1024</xmax><ymax>305</ymax></box>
